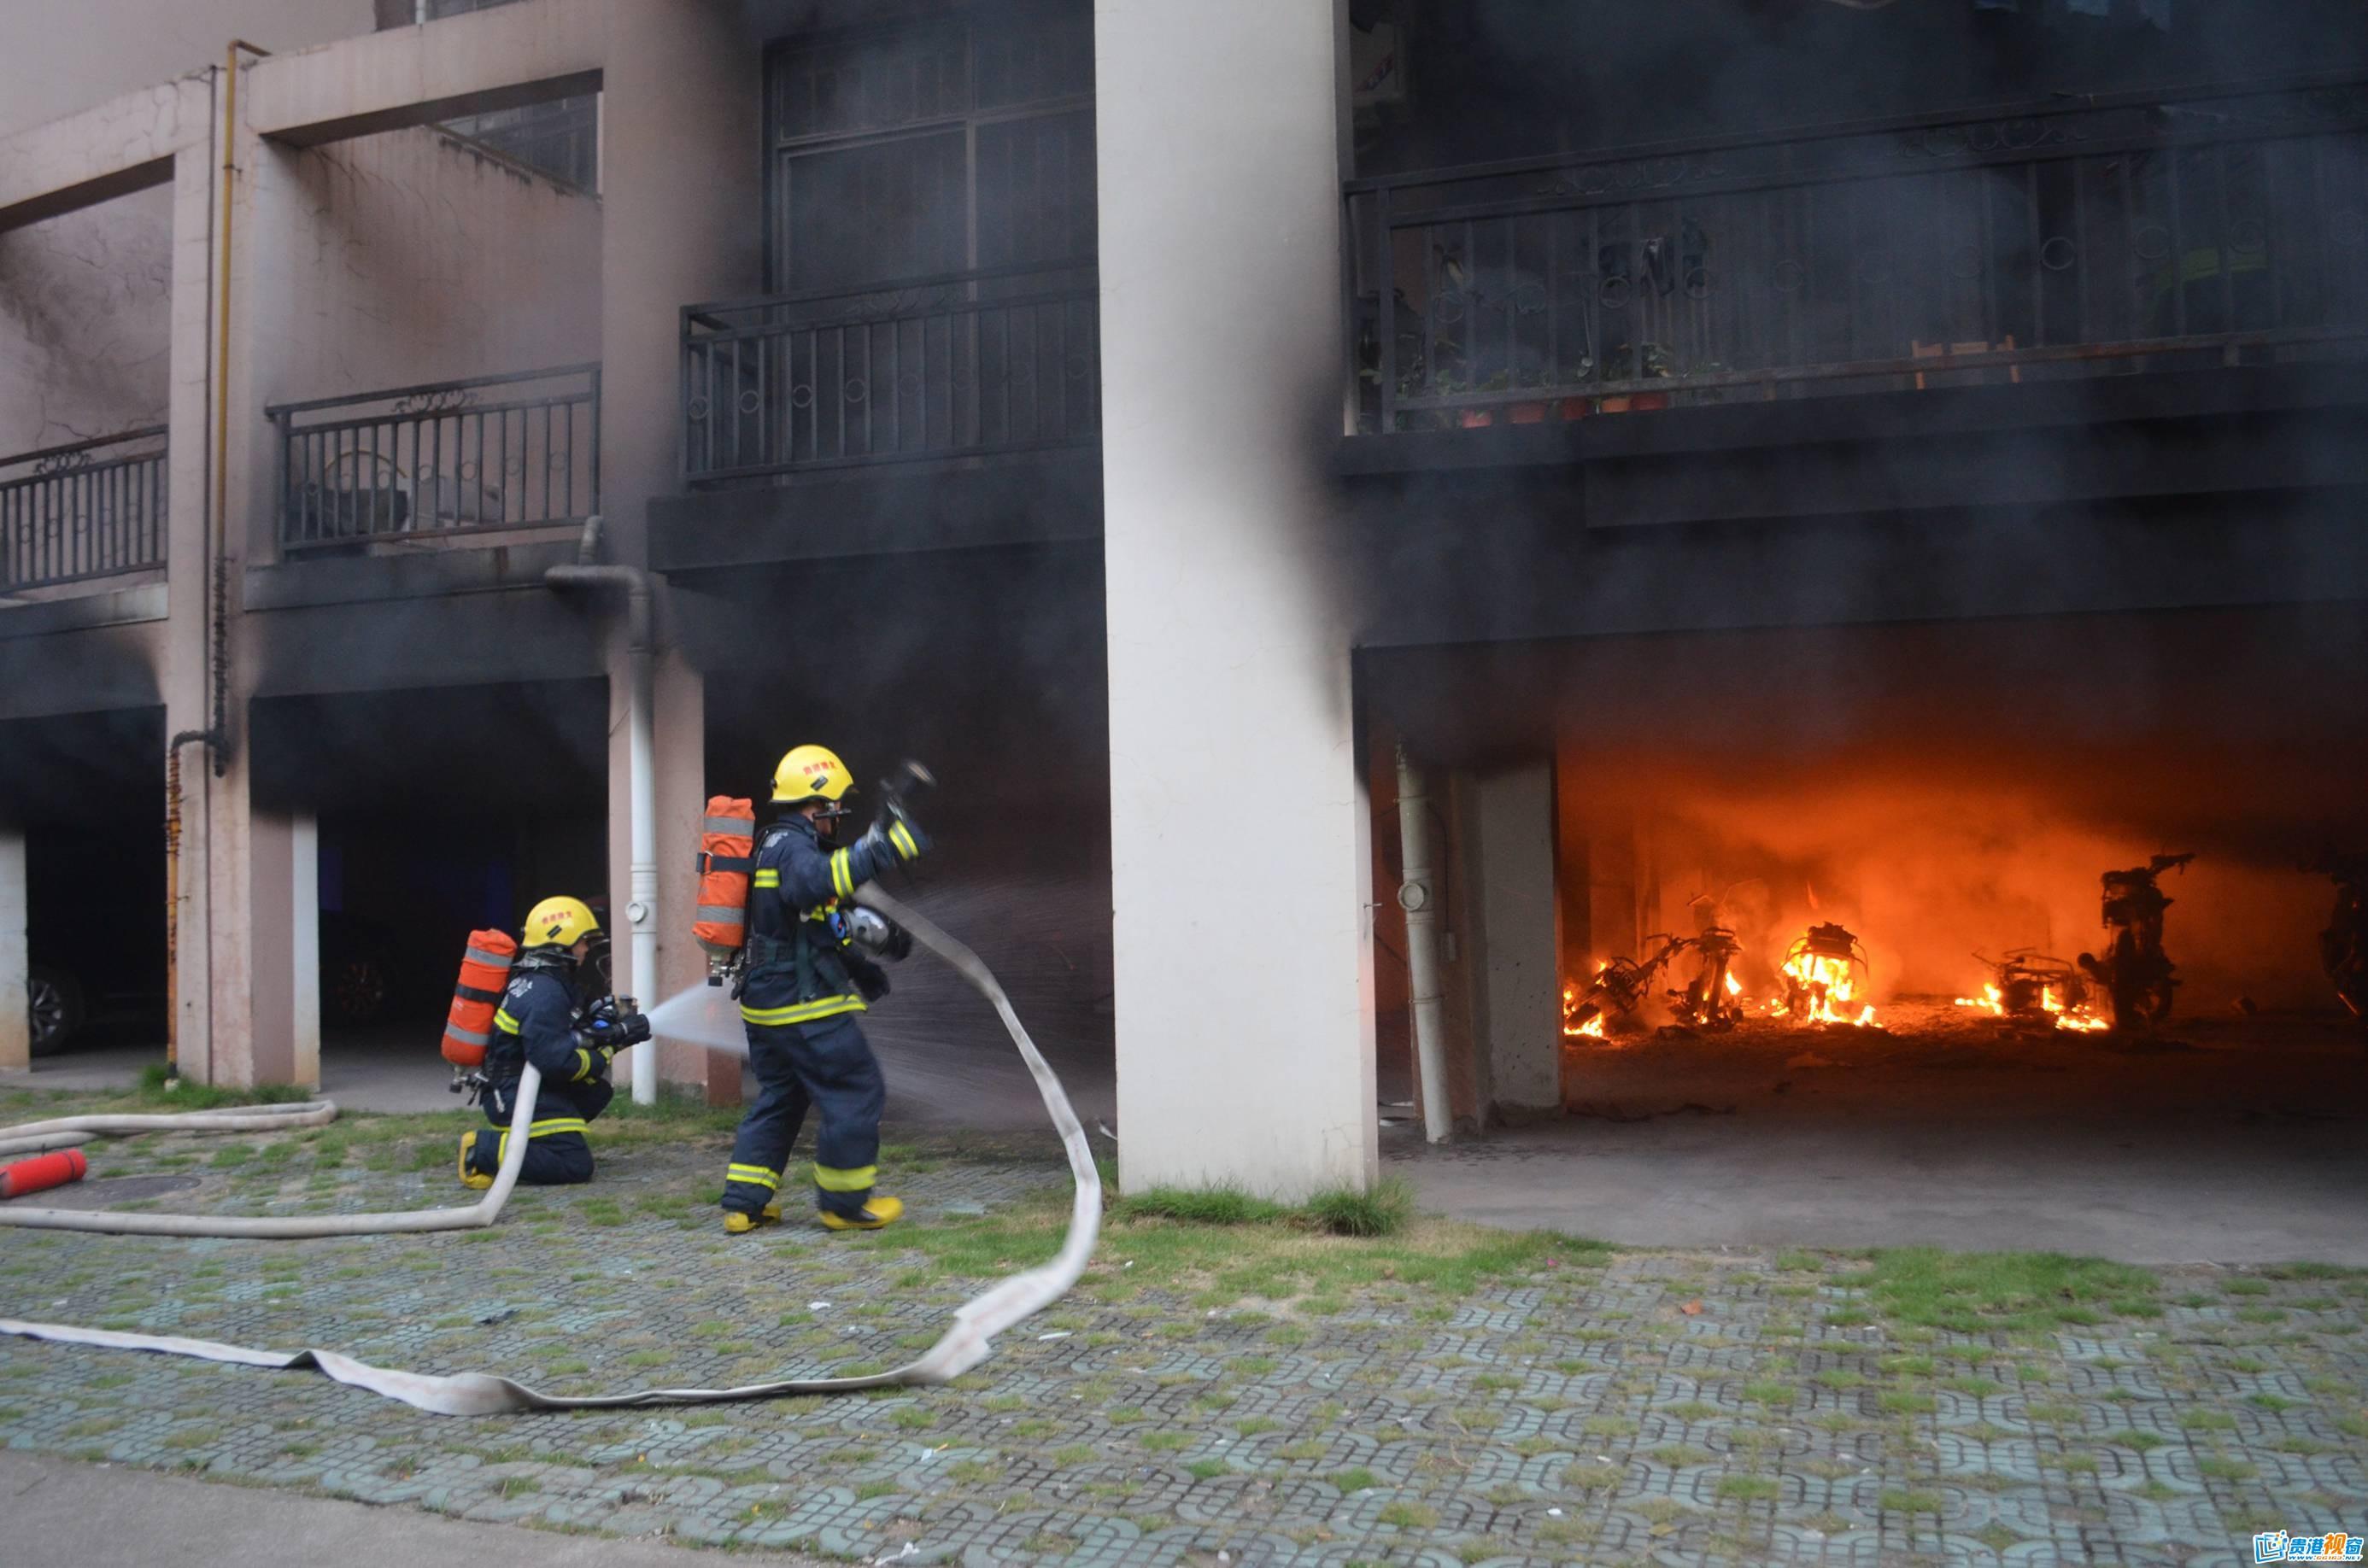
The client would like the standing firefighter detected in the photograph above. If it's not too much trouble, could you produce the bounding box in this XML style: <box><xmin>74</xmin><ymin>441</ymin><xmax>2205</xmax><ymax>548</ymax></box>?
<box><xmin>458</xmin><ymin>895</ymin><xmax>648</xmax><ymax>1188</ymax></box>
<box><xmin>722</xmin><ymin>744</ymin><xmax>924</xmax><ymax>1233</ymax></box>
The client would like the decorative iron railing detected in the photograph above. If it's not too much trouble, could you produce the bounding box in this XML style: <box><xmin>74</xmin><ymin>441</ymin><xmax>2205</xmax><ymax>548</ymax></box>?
<box><xmin>681</xmin><ymin>261</ymin><xmax>1099</xmax><ymax>485</ymax></box>
<box><xmin>1345</xmin><ymin>75</ymin><xmax>2368</xmax><ymax>431</ymax></box>
<box><xmin>269</xmin><ymin>365</ymin><xmax>599</xmax><ymax>550</ymax></box>
<box><xmin>0</xmin><ymin>427</ymin><xmax>167</xmax><ymax>590</ymax></box>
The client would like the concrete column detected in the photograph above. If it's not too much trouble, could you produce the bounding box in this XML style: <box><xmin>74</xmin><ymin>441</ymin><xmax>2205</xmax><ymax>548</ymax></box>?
<box><xmin>597</xmin><ymin>0</ymin><xmax>756</xmax><ymax>1102</ymax></box>
<box><xmin>650</xmin><ymin>646</ymin><xmax>721</xmax><ymax>1100</ymax></box>
<box><xmin>193</xmin><ymin>52</ymin><xmax>280</xmax><ymax>1086</ymax></box>
<box><xmin>1473</xmin><ymin>764</ymin><xmax>1561</xmax><ymax>1118</ymax></box>
<box><xmin>1099</xmin><ymin>1</ymin><xmax>1374</xmax><ymax>1198</ymax></box>
<box><xmin>0</xmin><ymin>826</ymin><xmax>26</xmax><ymax>1073</ymax></box>
<box><xmin>246</xmin><ymin>810</ymin><xmax>319</xmax><ymax>1090</ymax></box>
<box><xmin>162</xmin><ymin>111</ymin><xmax>217</xmax><ymax>1081</ymax></box>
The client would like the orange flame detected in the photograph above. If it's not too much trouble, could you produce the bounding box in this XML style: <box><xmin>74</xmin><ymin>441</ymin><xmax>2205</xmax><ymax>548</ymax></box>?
<box><xmin>1956</xmin><ymin>979</ymin><xmax>2108</xmax><ymax>1031</ymax></box>
<box><xmin>1561</xmin><ymin>980</ymin><xmax>1608</xmax><ymax>1039</ymax></box>
<box><xmin>1776</xmin><ymin>950</ymin><xmax>1875</xmax><ymax>1027</ymax></box>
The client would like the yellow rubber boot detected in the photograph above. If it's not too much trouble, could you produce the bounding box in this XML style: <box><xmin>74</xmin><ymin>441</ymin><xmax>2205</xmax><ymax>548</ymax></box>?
<box><xmin>723</xmin><ymin>1203</ymin><xmax>783</xmax><ymax>1235</ymax></box>
<box><xmin>820</xmin><ymin>1196</ymin><xmax>903</xmax><ymax>1232</ymax></box>
<box><xmin>458</xmin><ymin>1132</ymin><xmax>493</xmax><ymax>1191</ymax></box>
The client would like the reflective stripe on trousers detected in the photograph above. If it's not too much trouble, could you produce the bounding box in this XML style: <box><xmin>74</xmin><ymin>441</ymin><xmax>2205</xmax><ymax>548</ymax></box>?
<box><xmin>723</xmin><ymin>1012</ymin><xmax>885</xmax><ymax>1219</ymax></box>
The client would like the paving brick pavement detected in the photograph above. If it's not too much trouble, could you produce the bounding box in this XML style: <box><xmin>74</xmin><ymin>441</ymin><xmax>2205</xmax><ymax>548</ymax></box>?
<box><xmin>0</xmin><ymin>1110</ymin><xmax>2363</xmax><ymax>1567</ymax></box>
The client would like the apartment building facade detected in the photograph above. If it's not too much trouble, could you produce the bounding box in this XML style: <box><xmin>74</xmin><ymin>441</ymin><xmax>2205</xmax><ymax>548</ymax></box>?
<box><xmin>3</xmin><ymin>0</ymin><xmax>2364</xmax><ymax>1196</ymax></box>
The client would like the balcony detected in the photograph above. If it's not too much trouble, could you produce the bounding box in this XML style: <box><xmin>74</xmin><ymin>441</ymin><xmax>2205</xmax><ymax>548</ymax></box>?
<box><xmin>1345</xmin><ymin>76</ymin><xmax>2368</xmax><ymax>434</ymax></box>
<box><xmin>680</xmin><ymin>261</ymin><xmax>1099</xmax><ymax>488</ymax></box>
<box><xmin>268</xmin><ymin>365</ymin><xmax>600</xmax><ymax>553</ymax></box>
<box><xmin>0</xmin><ymin>428</ymin><xmax>167</xmax><ymax>591</ymax></box>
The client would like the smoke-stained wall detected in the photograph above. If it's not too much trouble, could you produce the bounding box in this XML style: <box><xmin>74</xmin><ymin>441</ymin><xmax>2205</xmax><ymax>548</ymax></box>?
<box><xmin>0</xmin><ymin>184</ymin><xmax>173</xmax><ymax>453</ymax></box>
<box><xmin>1358</xmin><ymin>0</ymin><xmax>2368</xmax><ymax>172</ymax></box>
<box><xmin>245</xmin><ymin>125</ymin><xmax>602</xmax><ymax>426</ymax></box>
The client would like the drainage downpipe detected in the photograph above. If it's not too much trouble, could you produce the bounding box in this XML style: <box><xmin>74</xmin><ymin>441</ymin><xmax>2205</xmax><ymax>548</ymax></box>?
<box><xmin>1395</xmin><ymin>744</ymin><xmax>1454</xmax><ymax>1144</ymax></box>
<box><xmin>545</xmin><ymin>525</ymin><xmax>659</xmax><ymax>1106</ymax></box>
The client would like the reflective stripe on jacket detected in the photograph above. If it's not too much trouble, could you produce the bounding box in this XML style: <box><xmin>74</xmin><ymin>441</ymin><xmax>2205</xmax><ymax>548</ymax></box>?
<box><xmin>739</xmin><ymin>812</ymin><xmax>900</xmax><ymax>1025</ymax></box>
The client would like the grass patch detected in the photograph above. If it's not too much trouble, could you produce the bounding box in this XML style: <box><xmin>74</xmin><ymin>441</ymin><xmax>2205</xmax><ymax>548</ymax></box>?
<box><xmin>1862</xmin><ymin>1249</ymin><xmax>2158</xmax><ymax>1333</ymax></box>
<box><xmin>1111</xmin><ymin>1185</ymin><xmax>1288</xmax><ymax>1226</ymax></box>
<box><xmin>2109</xmin><ymin>1430</ymin><xmax>2167</xmax><ymax>1451</ymax></box>
<box><xmin>1302</xmin><ymin>1178</ymin><xmax>1416</xmax><ymax>1237</ymax></box>
<box><xmin>1377</xmin><ymin>1501</ymin><xmax>1439</xmax><ymax>1530</ymax></box>
<box><xmin>1331</xmin><ymin>1467</ymin><xmax>1378</xmax><ymax>1494</ymax></box>
<box><xmin>2196</xmin><ymin>1457</ymin><xmax>2258</xmax><ymax>1481</ymax></box>
<box><xmin>134</xmin><ymin>1064</ymin><xmax>315</xmax><ymax>1109</ymax></box>
<box><xmin>1717</xmin><ymin>1474</ymin><xmax>1780</xmax><ymax>1502</ymax></box>
<box><xmin>1880</xmin><ymin>1489</ymin><xmax>1945</xmax><ymax>1515</ymax></box>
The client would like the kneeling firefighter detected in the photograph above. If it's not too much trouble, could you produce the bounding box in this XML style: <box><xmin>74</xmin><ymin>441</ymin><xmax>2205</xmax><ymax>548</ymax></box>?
<box><xmin>458</xmin><ymin>895</ymin><xmax>651</xmax><ymax>1188</ymax></box>
<box><xmin>721</xmin><ymin>745</ymin><xmax>926</xmax><ymax>1233</ymax></box>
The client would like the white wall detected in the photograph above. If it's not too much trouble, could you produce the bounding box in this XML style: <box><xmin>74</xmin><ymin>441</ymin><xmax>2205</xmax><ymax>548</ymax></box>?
<box><xmin>1098</xmin><ymin>0</ymin><xmax>1375</xmax><ymax>1198</ymax></box>
<box><xmin>1474</xmin><ymin>764</ymin><xmax>1560</xmax><ymax>1116</ymax></box>
<box><xmin>0</xmin><ymin>184</ymin><xmax>173</xmax><ymax>453</ymax></box>
<box><xmin>0</xmin><ymin>0</ymin><xmax>376</xmax><ymax>140</ymax></box>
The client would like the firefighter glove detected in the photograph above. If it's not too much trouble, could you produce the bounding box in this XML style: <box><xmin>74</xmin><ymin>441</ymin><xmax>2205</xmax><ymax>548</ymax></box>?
<box><xmin>861</xmin><ymin>816</ymin><xmax>928</xmax><ymax>867</ymax></box>
<box><xmin>849</xmin><ymin>953</ymin><xmax>892</xmax><ymax>1004</ymax></box>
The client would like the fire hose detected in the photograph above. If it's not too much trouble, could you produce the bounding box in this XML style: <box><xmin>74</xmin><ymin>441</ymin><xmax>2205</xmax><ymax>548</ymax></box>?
<box><xmin>0</xmin><ymin>884</ymin><xmax>1101</xmax><ymax>1414</ymax></box>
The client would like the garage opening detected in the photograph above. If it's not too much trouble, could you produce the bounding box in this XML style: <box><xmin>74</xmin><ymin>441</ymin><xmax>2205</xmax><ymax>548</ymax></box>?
<box><xmin>253</xmin><ymin>679</ymin><xmax>606</xmax><ymax>1103</ymax></box>
<box><xmin>1368</xmin><ymin>605</ymin><xmax>2368</xmax><ymax>1261</ymax></box>
<box><xmin>0</xmin><ymin>707</ymin><xmax>165</xmax><ymax>1068</ymax></box>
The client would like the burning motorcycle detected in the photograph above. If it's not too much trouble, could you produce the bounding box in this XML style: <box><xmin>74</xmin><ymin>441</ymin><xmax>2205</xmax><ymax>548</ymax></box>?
<box><xmin>1771</xmin><ymin>921</ymin><xmax>1876</xmax><ymax>1027</ymax></box>
<box><xmin>1955</xmin><ymin>949</ymin><xmax>2107</xmax><ymax>1031</ymax></box>
<box><xmin>1564</xmin><ymin>933</ymin><xmax>1694</xmax><ymax>1039</ymax></box>
<box><xmin>1669</xmin><ymin>925</ymin><xmax>1747</xmax><ymax>1030</ymax></box>
<box><xmin>2076</xmin><ymin>852</ymin><xmax>2193</xmax><ymax>1031</ymax></box>
<box><xmin>2304</xmin><ymin>848</ymin><xmax>2368</xmax><ymax>1022</ymax></box>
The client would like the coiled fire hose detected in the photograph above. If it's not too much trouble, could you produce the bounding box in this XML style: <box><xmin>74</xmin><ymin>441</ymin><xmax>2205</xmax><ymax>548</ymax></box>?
<box><xmin>0</xmin><ymin>884</ymin><xmax>1101</xmax><ymax>1413</ymax></box>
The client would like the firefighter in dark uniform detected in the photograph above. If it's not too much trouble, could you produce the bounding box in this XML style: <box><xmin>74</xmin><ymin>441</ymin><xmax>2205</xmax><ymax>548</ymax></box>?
<box><xmin>458</xmin><ymin>895</ymin><xmax>645</xmax><ymax>1188</ymax></box>
<box><xmin>721</xmin><ymin>744</ymin><xmax>923</xmax><ymax>1233</ymax></box>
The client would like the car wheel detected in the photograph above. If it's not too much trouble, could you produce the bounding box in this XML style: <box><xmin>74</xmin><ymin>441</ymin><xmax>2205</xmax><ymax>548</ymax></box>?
<box><xmin>27</xmin><ymin>963</ymin><xmax>85</xmax><ymax>1057</ymax></box>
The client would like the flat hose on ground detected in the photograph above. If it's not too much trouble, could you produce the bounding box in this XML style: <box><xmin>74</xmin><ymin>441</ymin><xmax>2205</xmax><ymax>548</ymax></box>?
<box><xmin>0</xmin><ymin>884</ymin><xmax>1102</xmax><ymax>1413</ymax></box>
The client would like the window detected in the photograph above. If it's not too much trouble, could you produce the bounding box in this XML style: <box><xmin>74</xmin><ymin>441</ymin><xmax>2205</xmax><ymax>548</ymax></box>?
<box><xmin>765</xmin><ymin>2</ymin><xmax>1095</xmax><ymax>294</ymax></box>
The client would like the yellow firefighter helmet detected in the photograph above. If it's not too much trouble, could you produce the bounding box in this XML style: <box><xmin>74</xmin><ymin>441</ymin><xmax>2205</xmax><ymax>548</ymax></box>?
<box><xmin>522</xmin><ymin>895</ymin><xmax>601</xmax><ymax>951</ymax></box>
<box><xmin>771</xmin><ymin>744</ymin><xmax>855</xmax><ymax>805</ymax></box>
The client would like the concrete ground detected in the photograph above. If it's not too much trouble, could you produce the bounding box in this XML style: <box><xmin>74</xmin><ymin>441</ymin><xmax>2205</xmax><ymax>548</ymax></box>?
<box><xmin>3</xmin><ymin>1449</ymin><xmax>777</xmax><ymax>1568</ymax></box>
<box><xmin>1</xmin><ymin>1096</ymin><xmax>2362</xmax><ymax>1567</ymax></box>
<box><xmin>1402</xmin><ymin>1003</ymin><xmax>2368</xmax><ymax>1265</ymax></box>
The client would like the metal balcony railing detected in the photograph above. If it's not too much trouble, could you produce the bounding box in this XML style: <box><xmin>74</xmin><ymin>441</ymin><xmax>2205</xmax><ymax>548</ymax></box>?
<box><xmin>0</xmin><ymin>427</ymin><xmax>167</xmax><ymax>590</ymax></box>
<box><xmin>1346</xmin><ymin>75</ymin><xmax>2368</xmax><ymax>431</ymax></box>
<box><xmin>681</xmin><ymin>261</ymin><xmax>1099</xmax><ymax>485</ymax></box>
<box><xmin>269</xmin><ymin>365</ymin><xmax>600</xmax><ymax>551</ymax></box>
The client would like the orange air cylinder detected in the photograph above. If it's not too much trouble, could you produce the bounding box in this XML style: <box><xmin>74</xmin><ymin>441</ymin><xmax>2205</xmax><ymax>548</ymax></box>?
<box><xmin>2</xmin><ymin>1148</ymin><xmax>87</xmax><ymax>1199</ymax></box>
<box><xmin>443</xmin><ymin>928</ymin><xmax>517</xmax><ymax>1068</ymax></box>
<box><xmin>694</xmin><ymin>797</ymin><xmax>757</xmax><ymax>968</ymax></box>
